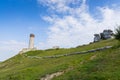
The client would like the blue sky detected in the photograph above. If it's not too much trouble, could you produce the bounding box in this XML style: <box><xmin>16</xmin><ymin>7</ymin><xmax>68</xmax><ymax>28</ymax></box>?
<box><xmin>0</xmin><ymin>0</ymin><xmax>48</xmax><ymax>43</ymax></box>
<box><xmin>0</xmin><ymin>0</ymin><xmax>120</xmax><ymax>61</ymax></box>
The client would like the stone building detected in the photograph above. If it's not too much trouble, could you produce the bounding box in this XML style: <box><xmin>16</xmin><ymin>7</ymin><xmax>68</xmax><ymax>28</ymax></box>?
<box><xmin>19</xmin><ymin>34</ymin><xmax>36</xmax><ymax>54</ymax></box>
<box><xmin>94</xmin><ymin>29</ymin><xmax>114</xmax><ymax>42</ymax></box>
<box><xmin>52</xmin><ymin>46</ymin><xmax>60</xmax><ymax>49</ymax></box>
<box><xmin>94</xmin><ymin>34</ymin><xmax>101</xmax><ymax>42</ymax></box>
<box><xmin>100</xmin><ymin>29</ymin><xmax>113</xmax><ymax>39</ymax></box>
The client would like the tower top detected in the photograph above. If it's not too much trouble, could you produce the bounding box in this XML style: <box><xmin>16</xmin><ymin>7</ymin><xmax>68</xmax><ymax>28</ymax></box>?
<box><xmin>30</xmin><ymin>34</ymin><xmax>35</xmax><ymax>37</ymax></box>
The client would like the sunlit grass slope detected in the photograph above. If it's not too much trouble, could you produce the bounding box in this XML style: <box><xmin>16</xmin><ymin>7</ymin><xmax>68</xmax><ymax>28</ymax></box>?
<box><xmin>0</xmin><ymin>39</ymin><xmax>120</xmax><ymax>80</ymax></box>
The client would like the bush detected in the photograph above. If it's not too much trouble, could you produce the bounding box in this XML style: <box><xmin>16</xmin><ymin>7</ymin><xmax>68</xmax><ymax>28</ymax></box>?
<box><xmin>115</xmin><ymin>26</ymin><xmax>120</xmax><ymax>41</ymax></box>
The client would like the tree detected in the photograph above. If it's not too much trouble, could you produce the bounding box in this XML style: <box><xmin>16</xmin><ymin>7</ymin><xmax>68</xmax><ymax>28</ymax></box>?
<box><xmin>114</xmin><ymin>26</ymin><xmax>120</xmax><ymax>41</ymax></box>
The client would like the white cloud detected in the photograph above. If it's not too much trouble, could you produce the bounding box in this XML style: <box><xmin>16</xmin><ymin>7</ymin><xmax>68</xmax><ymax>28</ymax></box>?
<box><xmin>38</xmin><ymin>0</ymin><xmax>83</xmax><ymax>13</ymax></box>
<box><xmin>38</xmin><ymin>0</ymin><xmax>120</xmax><ymax>49</ymax></box>
<box><xmin>0</xmin><ymin>40</ymin><xmax>27</xmax><ymax>61</ymax></box>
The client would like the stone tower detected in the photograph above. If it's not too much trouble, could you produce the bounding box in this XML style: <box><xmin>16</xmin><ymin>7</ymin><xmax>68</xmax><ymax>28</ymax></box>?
<box><xmin>29</xmin><ymin>34</ymin><xmax>35</xmax><ymax>49</ymax></box>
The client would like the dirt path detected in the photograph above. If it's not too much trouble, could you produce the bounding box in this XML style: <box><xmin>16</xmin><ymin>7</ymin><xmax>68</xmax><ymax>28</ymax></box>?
<box><xmin>41</xmin><ymin>71</ymin><xmax>64</xmax><ymax>80</ymax></box>
<box><xmin>35</xmin><ymin>46</ymin><xmax>112</xmax><ymax>80</ymax></box>
<box><xmin>90</xmin><ymin>54</ymin><xmax>97</xmax><ymax>60</ymax></box>
<box><xmin>40</xmin><ymin>67</ymin><xmax>73</xmax><ymax>80</ymax></box>
<box><xmin>40</xmin><ymin>54</ymin><xmax>97</xmax><ymax>80</ymax></box>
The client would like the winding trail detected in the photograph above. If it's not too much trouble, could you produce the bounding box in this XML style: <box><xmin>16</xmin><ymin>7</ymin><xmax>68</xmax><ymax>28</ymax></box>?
<box><xmin>21</xmin><ymin>46</ymin><xmax>112</xmax><ymax>80</ymax></box>
<box><xmin>40</xmin><ymin>53</ymin><xmax>99</xmax><ymax>80</ymax></box>
<box><xmin>41</xmin><ymin>71</ymin><xmax>64</xmax><ymax>80</ymax></box>
<box><xmin>40</xmin><ymin>68</ymin><xmax>73</xmax><ymax>80</ymax></box>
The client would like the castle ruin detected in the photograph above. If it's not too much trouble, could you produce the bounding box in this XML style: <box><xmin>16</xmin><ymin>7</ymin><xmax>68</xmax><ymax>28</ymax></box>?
<box><xmin>94</xmin><ymin>29</ymin><xmax>114</xmax><ymax>42</ymax></box>
<box><xmin>19</xmin><ymin>34</ymin><xmax>36</xmax><ymax>54</ymax></box>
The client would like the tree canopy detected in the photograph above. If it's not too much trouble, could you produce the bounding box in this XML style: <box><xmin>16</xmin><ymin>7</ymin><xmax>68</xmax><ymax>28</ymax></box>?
<box><xmin>115</xmin><ymin>26</ymin><xmax>120</xmax><ymax>41</ymax></box>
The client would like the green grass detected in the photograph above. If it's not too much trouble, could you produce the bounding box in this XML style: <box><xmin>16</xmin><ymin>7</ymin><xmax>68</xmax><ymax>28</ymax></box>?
<box><xmin>0</xmin><ymin>39</ymin><xmax>120</xmax><ymax>80</ymax></box>
<box><xmin>53</xmin><ymin>46</ymin><xmax>120</xmax><ymax>80</ymax></box>
<box><xmin>26</xmin><ymin>39</ymin><xmax>117</xmax><ymax>57</ymax></box>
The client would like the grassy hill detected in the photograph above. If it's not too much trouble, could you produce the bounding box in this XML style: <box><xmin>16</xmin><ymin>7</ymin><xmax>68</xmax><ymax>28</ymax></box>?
<box><xmin>0</xmin><ymin>39</ymin><xmax>120</xmax><ymax>80</ymax></box>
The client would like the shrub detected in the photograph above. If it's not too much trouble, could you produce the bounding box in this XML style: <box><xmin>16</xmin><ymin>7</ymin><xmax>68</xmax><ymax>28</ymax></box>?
<box><xmin>114</xmin><ymin>26</ymin><xmax>120</xmax><ymax>41</ymax></box>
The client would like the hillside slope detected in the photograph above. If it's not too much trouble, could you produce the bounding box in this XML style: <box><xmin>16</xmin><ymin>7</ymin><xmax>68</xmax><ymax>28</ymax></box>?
<box><xmin>0</xmin><ymin>39</ymin><xmax>120</xmax><ymax>80</ymax></box>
